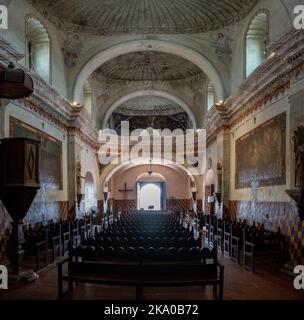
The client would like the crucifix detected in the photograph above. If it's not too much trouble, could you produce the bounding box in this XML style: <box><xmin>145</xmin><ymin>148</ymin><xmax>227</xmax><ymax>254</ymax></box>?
<box><xmin>119</xmin><ymin>182</ymin><xmax>133</xmax><ymax>193</ymax></box>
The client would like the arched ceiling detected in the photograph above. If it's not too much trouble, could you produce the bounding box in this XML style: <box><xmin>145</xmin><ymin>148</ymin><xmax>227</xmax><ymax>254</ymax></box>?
<box><xmin>28</xmin><ymin>0</ymin><xmax>258</xmax><ymax>35</ymax></box>
<box><xmin>116</xmin><ymin>96</ymin><xmax>184</xmax><ymax>116</ymax></box>
<box><xmin>94</xmin><ymin>51</ymin><xmax>205</xmax><ymax>82</ymax></box>
<box><xmin>107</xmin><ymin>162</ymin><xmax>191</xmax><ymax>184</ymax></box>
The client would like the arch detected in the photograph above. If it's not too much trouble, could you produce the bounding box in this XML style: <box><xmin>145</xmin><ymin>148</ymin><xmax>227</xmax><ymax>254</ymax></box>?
<box><xmin>101</xmin><ymin>90</ymin><xmax>197</xmax><ymax>129</ymax></box>
<box><xmin>103</xmin><ymin>158</ymin><xmax>197</xmax><ymax>192</ymax></box>
<box><xmin>245</xmin><ymin>10</ymin><xmax>269</xmax><ymax>77</ymax></box>
<box><xmin>26</xmin><ymin>16</ymin><xmax>51</xmax><ymax>82</ymax></box>
<box><xmin>137</xmin><ymin>183</ymin><xmax>162</xmax><ymax>210</ymax></box>
<box><xmin>137</xmin><ymin>172</ymin><xmax>166</xmax><ymax>182</ymax></box>
<box><xmin>73</xmin><ymin>40</ymin><xmax>225</xmax><ymax>103</ymax></box>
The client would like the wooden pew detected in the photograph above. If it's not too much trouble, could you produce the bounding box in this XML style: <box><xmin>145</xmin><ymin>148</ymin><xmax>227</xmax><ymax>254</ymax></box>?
<box><xmin>243</xmin><ymin>227</ymin><xmax>282</xmax><ymax>272</ymax></box>
<box><xmin>57</xmin><ymin>244</ymin><xmax>224</xmax><ymax>300</ymax></box>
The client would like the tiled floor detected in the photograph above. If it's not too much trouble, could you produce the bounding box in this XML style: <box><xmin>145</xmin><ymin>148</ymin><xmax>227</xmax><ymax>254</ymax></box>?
<box><xmin>1</xmin><ymin>255</ymin><xmax>303</xmax><ymax>300</ymax></box>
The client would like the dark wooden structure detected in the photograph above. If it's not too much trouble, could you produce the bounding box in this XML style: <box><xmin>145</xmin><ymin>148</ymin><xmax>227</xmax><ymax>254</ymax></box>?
<box><xmin>58</xmin><ymin>244</ymin><xmax>224</xmax><ymax>300</ymax></box>
<box><xmin>0</xmin><ymin>138</ymin><xmax>40</xmax><ymax>280</ymax></box>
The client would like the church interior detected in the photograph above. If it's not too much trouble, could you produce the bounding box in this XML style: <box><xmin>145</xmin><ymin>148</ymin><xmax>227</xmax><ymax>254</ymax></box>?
<box><xmin>0</xmin><ymin>0</ymin><xmax>304</xmax><ymax>301</ymax></box>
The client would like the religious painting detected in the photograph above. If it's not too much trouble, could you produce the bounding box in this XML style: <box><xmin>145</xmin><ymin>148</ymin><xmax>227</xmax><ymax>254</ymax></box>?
<box><xmin>235</xmin><ymin>112</ymin><xmax>286</xmax><ymax>189</ymax></box>
<box><xmin>9</xmin><ymin>117</ymin><xmax>63</xmax><ymax>190</ymax></box>
<box><xmin>111</xmin><ymin>112</ymin><xmax>192</xmax><ymax>133</ymax></box>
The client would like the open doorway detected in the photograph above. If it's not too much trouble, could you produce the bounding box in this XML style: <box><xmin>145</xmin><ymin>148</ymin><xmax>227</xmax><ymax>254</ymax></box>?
<box><xmin>137</xmin><ymin>182</ymin><xmax>165</xmax><ymax>210</ymax></box>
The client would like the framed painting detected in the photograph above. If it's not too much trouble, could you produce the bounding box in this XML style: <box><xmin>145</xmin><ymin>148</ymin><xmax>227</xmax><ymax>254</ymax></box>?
<box><xmin>235</xmin><ymin>112</ymin><xmax>286</xmax><ymax>189</ymax></box>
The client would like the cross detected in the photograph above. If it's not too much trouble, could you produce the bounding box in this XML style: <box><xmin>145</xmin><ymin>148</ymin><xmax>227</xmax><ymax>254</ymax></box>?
<box><xmin>119</xmin><ymin>182</ymin><xmax>133</xmax><ymax>193</ymax></box>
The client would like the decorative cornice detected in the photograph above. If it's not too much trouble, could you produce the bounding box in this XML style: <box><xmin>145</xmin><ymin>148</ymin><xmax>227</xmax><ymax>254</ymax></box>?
<box><xmin>207</xmin><ymin>28</ymin><xmax>304</xmax><ymax>139</ymax></box>
<box><xmin>0</xmin><ymin>39</ymin><xmax>98</xmax><ymax>149</ymax></box>
<box><xmin>0</xmin><ymin>38</ymin><xmax>24</xmax><ymax>63</ymax></box>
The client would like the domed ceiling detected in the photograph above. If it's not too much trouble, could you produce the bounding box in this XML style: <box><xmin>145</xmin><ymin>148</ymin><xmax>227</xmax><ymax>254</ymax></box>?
<box><xmin>28</xmin><ymin>0</ymin><xmax>258</xmax><ymax>35</ymax></box>
<box><xmin>116</xmin><ymin>96</ymin><xmax>184</xmax><ymax>116</ymax></box>
<box><xmin>94</xmin><ymin>51</ymin><xmax>204</xmax><ymax>81</ymax></box>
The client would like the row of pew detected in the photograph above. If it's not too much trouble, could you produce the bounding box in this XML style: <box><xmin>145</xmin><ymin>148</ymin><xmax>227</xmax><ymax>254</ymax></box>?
<box><xmin>201</xmin><ymin>215</ymin><xmax>284</xmax><ymax>272</ymax></box>
<box><xmin>58</xmin><ymin>211</ymin><xmax>224</xmax><ymax>300</ymax></box>
<box><xmin>81</xmin><ymin>211</ymin><xmax>199</xmax><ymax>249</ymax></box>
<box><xmin>23</xmin><ymin>217</ymin><xmax>92</xmax><ymax>271</ymax></box>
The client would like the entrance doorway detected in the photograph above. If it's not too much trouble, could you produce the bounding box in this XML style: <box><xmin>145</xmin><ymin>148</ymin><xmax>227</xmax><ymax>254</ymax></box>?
<box><xmin>137</xmin><ymin>182</ymin><xmax>165</xmax><ymax>210</ymax></box>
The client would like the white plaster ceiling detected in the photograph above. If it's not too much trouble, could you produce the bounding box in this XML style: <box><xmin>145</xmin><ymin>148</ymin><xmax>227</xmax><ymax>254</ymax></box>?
<box><xmin>94</xmin><ymin>51</ymin><xmax>205</xmax><ymax>81</ymax></box>
<box><xmin>28</xmin><ymin>0</ymin><xmax>258</xmax><ymax>35</ymax></box>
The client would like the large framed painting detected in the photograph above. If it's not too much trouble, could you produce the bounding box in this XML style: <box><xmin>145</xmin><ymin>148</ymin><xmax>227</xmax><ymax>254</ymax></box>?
<box><xmin>10</xmin><ymin>117</ymin><xmax>63</xmax><ymax>190</ymax></box>
<box><xmin>235</xmin><ymin>112</ymin><xmax>286</xmax><ymax>189</ymax></box>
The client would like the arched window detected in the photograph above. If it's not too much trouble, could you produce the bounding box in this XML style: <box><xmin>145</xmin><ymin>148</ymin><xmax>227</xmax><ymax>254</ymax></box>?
<box><xmin>26</xmin><ymin>17</ymin><xmax>50</xmax><ymax>82</ymax></box>
<box><xmin>246</xmin><ymin>11</ymin><xmax>269</xmax><ymax>77</ymax></box>
<box><xmin>207</xmin><ymin>80</ymin><xmax>216</xmax><ymax>110</ymax></box>
<box><xmin>83</xmin><ymin>80</ymin><xmax>92</xmax><ymax>115</ymax></box>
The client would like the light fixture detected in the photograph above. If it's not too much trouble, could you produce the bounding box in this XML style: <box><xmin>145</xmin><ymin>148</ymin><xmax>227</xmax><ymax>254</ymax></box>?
<box><xmin>267</xmin><ymin>52</ymin><xmax>276</xmax><ymax>60</ymax></box>
<box><xmin>147</xmin><ymin>159</ymin><xmax>153</xmax><ymax>175</ymax></box>
<box><xmin>72</xmin><ymin>101</ymin><xmax>80</xmax><ymax>107</ymax></box>
<box><xmin>0</xmin><ymin>62</ymin><xmax>34</xmax><ymax>99</ymax></box>
<box><xmin>215</xmin><ymin>100</ymin><xmax>224</xmax><ymax>107</ymax></box>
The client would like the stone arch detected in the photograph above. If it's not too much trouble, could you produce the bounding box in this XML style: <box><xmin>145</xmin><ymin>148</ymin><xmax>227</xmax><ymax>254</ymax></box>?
<box><xmin>101</xmin><ymin>90</ymin><xmax>197</xmax><ymax>129</ymax></box>
<box><xmin>73</xmin><ymin>40</ymin><xmax>225</xmax><ymax>103</ymax></box>
<box><xmin>245</xmin><ymin>9</ymin><xmax>269</xmax><ymax>77</ymax></box>
<box><xmin>137</xmin><ymin>172</ymin><xmax>166</xmax><ymax>182</ymax></box>
<box><xmin>102</xmin><ymin>158</ymin><xmax>197</xmax><ymax>193</ymax></box>
<box><xmin>25</xmin><ymin>16</ymin><xmax>51</xmax><ymax>82</ymax></box>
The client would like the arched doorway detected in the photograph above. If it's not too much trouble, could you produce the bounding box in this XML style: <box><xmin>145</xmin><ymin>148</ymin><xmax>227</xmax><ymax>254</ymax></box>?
<box><xmin>137</xmin><ymin>183</ymin><xmax>162</xmax><ymax>210</ymax></box>
<box><xmin>137</xmin><ymin>179</ymin><xmax>166</xmax><ymax>211</ymax></box>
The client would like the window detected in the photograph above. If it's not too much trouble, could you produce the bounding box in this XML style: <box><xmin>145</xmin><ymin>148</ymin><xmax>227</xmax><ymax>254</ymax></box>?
<box><xmin>26</xmin><ymin>17</ymin><xmax>50</xmax><ymax>82</ymax></box>
<box><xmin>207</xmin><ymin>80</ymin><xmax>215</xmax><ymax>110</ymax></box>
<box><xmin>246</xmin><ymin>11</ymin><xmax>269</xmax><ymax>77</ymax></box>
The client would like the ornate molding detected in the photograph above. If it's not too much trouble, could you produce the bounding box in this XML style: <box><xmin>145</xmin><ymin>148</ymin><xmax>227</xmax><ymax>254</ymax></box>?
<box><xmin>0</xmin><ymin>39</ymin><xmax>98</xmax><ymax>150</ymax></box>
<box><xmin>207</xmin><ymin>29</ymin><xmax>304</xmax><ymax>140</ymax></box>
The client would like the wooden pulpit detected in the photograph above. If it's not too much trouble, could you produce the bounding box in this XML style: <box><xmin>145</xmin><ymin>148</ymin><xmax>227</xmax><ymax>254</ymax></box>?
<box><xmin>0</xmin><ymin>138</ymin><xmax>40</xmax><ymax>281</ymax></box>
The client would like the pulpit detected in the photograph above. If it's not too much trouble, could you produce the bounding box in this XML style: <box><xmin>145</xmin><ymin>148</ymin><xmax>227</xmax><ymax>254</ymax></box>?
<box><xmin>0</xmin><ymin>138</ymin><xmax>40</xmax><ymax>281</ymax></box>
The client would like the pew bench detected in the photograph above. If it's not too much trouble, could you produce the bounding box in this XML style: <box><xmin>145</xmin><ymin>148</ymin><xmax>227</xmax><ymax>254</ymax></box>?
<box><xmin>24</xmin><ymin>240</ymin><xmax>48</xmax><ymax>271</ymax></box>
<box><xmin>57</xmin><ymin>258</ymin><xmax>224</xmax><ymax>300</ymax></box>
<box><xmin>243</xmin><ymin>241</ymin><xmax>282</xmax><ymax>272</ymax></box>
